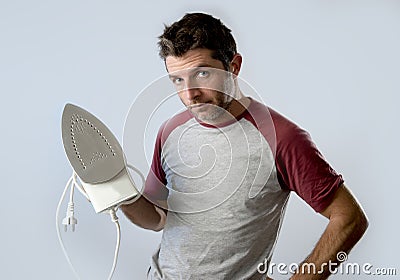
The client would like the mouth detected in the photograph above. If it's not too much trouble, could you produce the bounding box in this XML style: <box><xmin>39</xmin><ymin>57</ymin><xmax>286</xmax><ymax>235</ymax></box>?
<box><xmin>189</xmin><ymin>102</ymin><xmax>212</xmax><ymax>109</ymax></box>
<box><xmin>189</xmin><ymin>104</ymin><xmax>205</xmax><ymax>110</ymax></box>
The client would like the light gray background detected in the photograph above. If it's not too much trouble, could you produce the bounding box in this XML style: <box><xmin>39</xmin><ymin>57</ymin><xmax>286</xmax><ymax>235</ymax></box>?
<box><xmin>1</xmin><ymin>1</ymin><xmax>398</xmax><ymax>279</ymax></box>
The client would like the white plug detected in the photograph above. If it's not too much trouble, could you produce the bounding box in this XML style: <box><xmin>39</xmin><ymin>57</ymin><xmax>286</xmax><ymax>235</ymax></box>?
<box><xmin>62</xmin><ymin>201</ymin><xmax>77</xmax><ymax>232</ymax></box>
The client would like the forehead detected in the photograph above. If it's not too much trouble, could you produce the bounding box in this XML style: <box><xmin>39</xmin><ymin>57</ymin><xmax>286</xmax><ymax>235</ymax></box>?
<box><xmin>165</xmin><ymin>48</ymin><xmax>224</xmax><ymax>73</ymax></box>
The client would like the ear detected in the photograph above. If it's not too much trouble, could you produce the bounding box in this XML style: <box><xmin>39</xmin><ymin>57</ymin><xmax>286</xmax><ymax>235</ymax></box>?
<box><xmin>230</xmin><ymin>53</ymin><xmax>242</xmax><ymax>76</ymax></box>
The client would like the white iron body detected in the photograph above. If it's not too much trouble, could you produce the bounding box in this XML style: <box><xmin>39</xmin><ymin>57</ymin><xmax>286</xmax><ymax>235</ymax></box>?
<box><xmin>61</xmin><ymin>103</ymin><xmax>139</xmax><ymax>213</ymax></box>
<box><xmin>80</xmin><ymin>167</ymin><xmax>138</xmax><ymax>213</ymax></box>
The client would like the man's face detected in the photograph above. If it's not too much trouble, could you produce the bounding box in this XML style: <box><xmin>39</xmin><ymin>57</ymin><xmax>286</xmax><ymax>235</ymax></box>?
<box><xmin>166</xmin><ymin>48</ymin><xmax>235</xmax><ymax>123</ymax></box>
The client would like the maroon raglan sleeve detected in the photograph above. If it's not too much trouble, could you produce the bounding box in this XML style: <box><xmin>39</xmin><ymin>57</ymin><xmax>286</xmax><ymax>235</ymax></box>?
<box><xmin>143</xmin><ymin>122</ymin><xmax>169</xmax><ymax>202</ymax></box>
<box><xmin>272</xmin><ymin>110</ymin><xmax>344</xmax><ymax>213</ymax></box>
<box><xmin>143</xmin><ymin>110</ymin><xmax>193</xmax><ymax>202</ymax></box>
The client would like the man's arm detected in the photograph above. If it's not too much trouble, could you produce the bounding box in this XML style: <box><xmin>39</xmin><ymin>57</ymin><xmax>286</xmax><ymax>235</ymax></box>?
<box><xmin>290</xmin><ymin>183</ymin><xmax>368</xmax><ymax>279</ymax></box>
<box><xmin>120</xmin><ymin>196</ymin><xmax>167</xmax><ymax>232</ymax></box>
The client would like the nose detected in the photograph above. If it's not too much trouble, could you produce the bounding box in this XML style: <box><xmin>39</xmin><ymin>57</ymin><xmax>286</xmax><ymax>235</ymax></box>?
<box><xmin>182</xmin><ymin>79</ymin><xmax>201</xmax><ymax>101</ymax></box>
<box><xmin>183</xmin><ymin>88</ymin><xmax>201</xmax><ymax>101</ymax></box>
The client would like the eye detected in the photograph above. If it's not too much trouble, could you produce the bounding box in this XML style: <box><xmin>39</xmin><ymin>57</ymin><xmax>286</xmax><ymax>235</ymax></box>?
<box><xmin>196</xmin><ymin>70</ymin><xmax>209</xmax><ymax>79</ymax></box>
<box><xmin>172</xmin><ymin>77</ymin><xmax>183</xmax><ymax>85</ymax></box>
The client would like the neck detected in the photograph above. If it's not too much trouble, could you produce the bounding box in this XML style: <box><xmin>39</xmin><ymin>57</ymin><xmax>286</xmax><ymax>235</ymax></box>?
<box><xmin>227</xmin><ymin>95</ymin><xmax>251</xmax><ymax>118</ymax></box>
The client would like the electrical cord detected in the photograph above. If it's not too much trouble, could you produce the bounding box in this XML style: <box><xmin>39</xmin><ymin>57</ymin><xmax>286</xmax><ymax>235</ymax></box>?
<box><xmin>56</xmin><ymin>165</ymin><xmax>145</xmax><ymax>280</ymax></box>
<box><xmin>108</xmin><ymin>209</ymin><xmax>121</xmax><ymax>280</ymax></box>
<box><xmin>72</xmin><ymin>173</ymin><xmax>90</xmax><ymax>201</ymax></box>
<box><xmin>56</xmin><ymin>171</ymin><xmax>81</xmax><ymax>279</ymax></box>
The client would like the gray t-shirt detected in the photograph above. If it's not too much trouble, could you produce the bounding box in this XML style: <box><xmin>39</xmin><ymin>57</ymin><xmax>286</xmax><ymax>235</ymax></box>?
<box><xmin>144</xmin><ymin>99</ymin><xmax>343</xmax><ymax>279</ymax></box>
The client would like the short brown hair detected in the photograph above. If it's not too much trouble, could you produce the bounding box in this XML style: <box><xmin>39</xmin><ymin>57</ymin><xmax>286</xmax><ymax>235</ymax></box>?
<box><xmin>158</xmin><ymin>13</ymin><xmax>237</xmax><ymax>70</ymax></box>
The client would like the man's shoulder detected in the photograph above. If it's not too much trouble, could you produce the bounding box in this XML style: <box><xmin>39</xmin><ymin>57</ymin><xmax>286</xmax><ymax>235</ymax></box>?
<box><xmin>156</xmin><ymin>109</ymin><xmax>194</xmax><ymax>144</ymax></box>
<box><xmin>248</xmin><ymin>98</ymin><xmax>299</xmax><ymax>129</ymax></box>
<box><xmin>246</xmin><ymin>98</ymin><xmax>310</xmax><ymax>150</ymax></box>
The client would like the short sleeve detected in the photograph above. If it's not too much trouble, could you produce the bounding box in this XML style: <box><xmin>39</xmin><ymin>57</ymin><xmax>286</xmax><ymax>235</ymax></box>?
<box><xmin>143</xmin><ymin>110</ymin><xmax>193</xmax><ymax>202</ymax></box>
<box><xmin>275</xmin><ymin>121</ymin><xmax>344</xmax><ymax>213</ymax></box>
<box><xmin>143</xmin><ymin>123</ymin><xmax>169</xmax><ymax>201</ymax></box>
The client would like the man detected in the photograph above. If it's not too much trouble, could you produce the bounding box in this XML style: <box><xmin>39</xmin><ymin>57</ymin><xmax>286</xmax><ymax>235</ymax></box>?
<box><xmin>122</xmin><ymin>13</ymin><xmax>368</xmax><ymax>279</ymax></box>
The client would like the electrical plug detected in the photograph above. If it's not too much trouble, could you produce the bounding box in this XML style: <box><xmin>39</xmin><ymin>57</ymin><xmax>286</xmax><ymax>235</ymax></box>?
<box><xmin>62</xmin><ymin>202</ymin><xmax>77</xmax><ymax>232</ymax></box>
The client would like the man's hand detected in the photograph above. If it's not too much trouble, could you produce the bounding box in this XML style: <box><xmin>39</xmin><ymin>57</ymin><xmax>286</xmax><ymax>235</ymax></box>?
<box><xmin>121</xmin><ymin>196</ymin><xmax>167</xmax><ymax>231</ymax></box>
<box><xmin>291</xmin><ymin>184</ymin><xmax>368</xmax><ymax>279</ymax></box>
